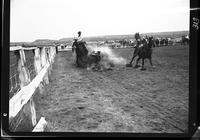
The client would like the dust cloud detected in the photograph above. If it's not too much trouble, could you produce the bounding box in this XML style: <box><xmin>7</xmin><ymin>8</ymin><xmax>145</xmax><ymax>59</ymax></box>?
<box><xmin>87</xmin><ymin>45</ymin><xmax>127</xmax><ymax>65</ymax></box>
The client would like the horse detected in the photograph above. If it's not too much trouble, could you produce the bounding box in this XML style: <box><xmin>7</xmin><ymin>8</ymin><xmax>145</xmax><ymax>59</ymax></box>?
<box><xmin>181</xmin><ymin>35</ymin><xmax>189</xmax><ymax>45</ymax></box>
<box><xmin>72</xmin><ymin>40</ymin><xmax>102</xmax><ymax>70</ymax></box>
<box><xmin>126</xmin><ymin>36</ymin><xmax>154</xmax><ymax>70</ymax></box>
<box><xmin>160</xmin><ymin>38</ymin><xmax>165</xmax><ymax>46</ymax></box>
<box><xmin>72</xmin><ymin>40</ymin><xmax>88</xmax><ymax>67</ymax></box>
<box><xmin>155</xmin><ymin>38</ymin><xmax>160</xmax><ymax>47</ymax></box>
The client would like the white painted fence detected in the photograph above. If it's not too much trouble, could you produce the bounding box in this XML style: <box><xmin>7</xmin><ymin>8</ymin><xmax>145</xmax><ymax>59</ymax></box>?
<box><xmin>9</xmin><ymin>45</ymin><xmax>57</xmax><ymax>132</ymax></box>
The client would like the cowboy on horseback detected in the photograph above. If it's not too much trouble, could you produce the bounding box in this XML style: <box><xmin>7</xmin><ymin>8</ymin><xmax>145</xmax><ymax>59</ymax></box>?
<box><xmin>72</xmin><ymin>31</ymin><xmax>102</xmax><ymax>70</ymax></box>
<box><xmin>72</xmin><ymin>31</ymin><xmax>87</xmax><ymax>51</ymax></box>
<box><xmin>134</xmin><ymin>32</ymin><xmax>143</xmax><ymax>48</ymax></box>
<box><xmin>76</xmin><ymin>31</ymin><xmax>87</xmax><ymax>45</ymax></box>
<box><xmin>76</xmin><ymin>31</ymin><xmax>100</xmax><ymax>57</ymax></box>
<box><xmin>73</xmin><ymin>31</ymin><xmax>85</xmax><ymax>45</ymax></box>
<box><xmin>77</xmin><ymin>31</ymin><xmax>83</xmax><ymax>42</ymax></box>
<box><xmin>71</xmin><ymin>31</ymin><xmax>88</xmax><ymax>67</ymax></box>
<box><xmin>126</xmin><ymin>33</ymin><xmax>155</xmax><ymax>70</ymax></box>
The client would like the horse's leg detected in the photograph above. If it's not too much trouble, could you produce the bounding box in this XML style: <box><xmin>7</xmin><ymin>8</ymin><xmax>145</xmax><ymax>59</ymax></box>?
<box><xmin>141</xmin><ymin>58</ymin><xmax>146</xmax><ymax>70</ymax></box>
<box><xmin>134</xmin><ymin>57</ymin><xmax>141</xmax><ymax>68</ymax></box>
<box><xmin>149</xmin><ymin>57</ymin><xmax>153</xmax><ymax>66</ymax></box>
<box><xmin>126</xmin><ymin>53</ymin><xmax>136</xmax><ymax>67</ymax></box>
<box><xmin>129</xmin><ymin>54</ymin><xmax>136</xmax><ymax>64</ymax></box>
<box><xmin>148</xmin><ymin>58</ymin><xmax>155</xmax><ymax>68</ymax></box>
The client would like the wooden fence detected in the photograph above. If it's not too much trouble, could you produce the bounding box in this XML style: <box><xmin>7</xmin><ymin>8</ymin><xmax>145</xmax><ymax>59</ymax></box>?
<box><xmin>9</xmin><ymin>44</ymin><xmax>58</xmax><ymax>132</ymax></box>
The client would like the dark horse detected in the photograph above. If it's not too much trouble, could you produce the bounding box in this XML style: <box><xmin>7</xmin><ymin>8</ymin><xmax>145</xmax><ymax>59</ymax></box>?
<box><xmin>181</xmin><ymin>36</ymin><xmax>189</xmax><ymax>45</ymax></box>
<box><xmin>72</xmin><ymin>39</ymin><xmax>101</xmax><ymax>69</ymax></box>
<box><xmin>126</xmin><ymin>36</ymin><xmax>154</xmax><ymax>70</ymax></box>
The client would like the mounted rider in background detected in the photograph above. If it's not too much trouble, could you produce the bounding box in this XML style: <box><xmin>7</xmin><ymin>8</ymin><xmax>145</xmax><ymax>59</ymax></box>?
<box><xmin>134</xmin><ymin>32</ymin><xmax>143</xmax><ymax>48</ymax></box>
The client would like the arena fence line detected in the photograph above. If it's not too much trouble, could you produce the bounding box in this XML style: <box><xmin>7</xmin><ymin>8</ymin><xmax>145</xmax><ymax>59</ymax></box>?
<box><xmin>9</xmin><ymin>44</ymin><xmax>58</xmax><ymax>132</ymax></box>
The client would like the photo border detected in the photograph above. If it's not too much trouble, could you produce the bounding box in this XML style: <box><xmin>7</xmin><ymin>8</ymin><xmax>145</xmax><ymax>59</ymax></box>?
<box><xmin>1</xmin><ymin>0</ymin><xmax>199</xmax><ymax>138</ymax></box>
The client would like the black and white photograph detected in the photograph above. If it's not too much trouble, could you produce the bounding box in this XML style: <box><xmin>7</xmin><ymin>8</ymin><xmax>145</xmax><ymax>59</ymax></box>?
<box><xmin>4</xmin><ymin>0</ymin><xmax>196</xmax><ymax>136</ymax></box>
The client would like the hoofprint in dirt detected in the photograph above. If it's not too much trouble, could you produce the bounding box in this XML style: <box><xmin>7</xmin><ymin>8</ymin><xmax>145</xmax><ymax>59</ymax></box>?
<box><xmin>34</xmin><ymin>45</ymin><xmax>189</xmax><ymax>133</ymax></box>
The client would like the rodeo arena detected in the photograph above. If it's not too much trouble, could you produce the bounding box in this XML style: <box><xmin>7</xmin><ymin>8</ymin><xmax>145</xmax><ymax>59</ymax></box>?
<box><xmin>9</xmin><ymin>31</ymin><xmax>189</xmax><ymax>133</ymax></box>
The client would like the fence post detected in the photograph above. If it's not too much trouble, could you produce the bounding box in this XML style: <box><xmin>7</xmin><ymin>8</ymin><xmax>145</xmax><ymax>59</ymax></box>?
<box><xmin>18</xmin><ymin>49</ymin><xmax>30</xmax><ymax>88</ymax></box>
<box><xmin>34</xmin><ymin>48</ymin><xmax>44</xmax><ymax>94</ymax></box>
<box><xmin>40</xmin><ymin>47</ymin><xmax>47</xmax><ymax>68</ymax></box>
<box><xmin>30</xmin><ymin>98</ymin><xmax>37</xmax><ymax>126</ymax></box>
<box><xmin>47</xmin><ymin>47</ymin><xmax>52</xmax><ymax>72</ymax></box>
<box><xmin>19</xmin><ymin>49</ymin><xmax>37</xmax><ymax>128</ymax></box>
<box><xmin>48</xmin><ymin>47</ymin><xmax>52</xmax><ymax>77</ymax></box>
<box><xmin>41</xmin><ymin>47</ymin><xmax>49</xmax><ymax>85</ymax></box>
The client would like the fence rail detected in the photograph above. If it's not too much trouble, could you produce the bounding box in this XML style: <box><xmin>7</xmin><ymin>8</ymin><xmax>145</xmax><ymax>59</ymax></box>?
<box><xmin>9</xmin><ymin>44</ymin><xmax>58</xmax><ymax>132</ymax></box>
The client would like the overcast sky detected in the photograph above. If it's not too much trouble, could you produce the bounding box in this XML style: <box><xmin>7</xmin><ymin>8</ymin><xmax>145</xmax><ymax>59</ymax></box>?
<box><xmin>10</xmin><ymin>0</ymin><xmax>189</xmax><ymax>42</ymax></box>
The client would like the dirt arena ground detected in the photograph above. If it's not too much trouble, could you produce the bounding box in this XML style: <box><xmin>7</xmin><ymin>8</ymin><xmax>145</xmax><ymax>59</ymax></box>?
<box><xmin>34</xmin><ymin>45</ymin><xmax>189</xmax><ymax>133</ymax></box>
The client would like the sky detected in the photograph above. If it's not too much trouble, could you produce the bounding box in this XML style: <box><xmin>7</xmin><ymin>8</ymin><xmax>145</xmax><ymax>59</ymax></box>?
<box><xmin>10</xmin><ymin>0</ymin><xmax>189</xmax><ymax>42</ymax></box>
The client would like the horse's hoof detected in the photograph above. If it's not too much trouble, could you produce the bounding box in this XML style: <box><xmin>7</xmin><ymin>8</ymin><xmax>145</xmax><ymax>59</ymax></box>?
<box><xmin>126</xmin><ymin>64</ymin><xmax>132</xmax><ymax>67</ymax></box>
<box><xmin>140</xmin><ymin>68</ymin><xmax>146</xmax><ymax>71</ymax></box>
